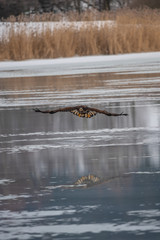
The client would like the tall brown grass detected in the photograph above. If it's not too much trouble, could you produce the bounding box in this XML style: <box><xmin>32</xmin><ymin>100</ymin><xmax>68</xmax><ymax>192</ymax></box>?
<box><xmin>0</xmin><ymin>9</ymin><xmax>160</xmax><ymax>60</ymax></box>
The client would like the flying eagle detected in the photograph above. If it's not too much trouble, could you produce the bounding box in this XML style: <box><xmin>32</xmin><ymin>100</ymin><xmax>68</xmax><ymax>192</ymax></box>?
<box><xmin>33</xmin><ymin>105</ymin><xmax>128</xmax><ymax>118</ymax></box>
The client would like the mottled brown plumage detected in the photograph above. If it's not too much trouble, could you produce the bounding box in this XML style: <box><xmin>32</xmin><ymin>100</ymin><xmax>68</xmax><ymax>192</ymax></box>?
<box><xmin>33</xmin><ymin>105</ymin><xmax>128</xmax><ymax>118</ymax></box>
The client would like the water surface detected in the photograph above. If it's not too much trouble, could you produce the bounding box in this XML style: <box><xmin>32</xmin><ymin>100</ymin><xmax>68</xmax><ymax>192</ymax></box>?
<box><xmin>0</xmin><ymin>68</ymin><xmax>160</xmax><ymax>239</ymax></box>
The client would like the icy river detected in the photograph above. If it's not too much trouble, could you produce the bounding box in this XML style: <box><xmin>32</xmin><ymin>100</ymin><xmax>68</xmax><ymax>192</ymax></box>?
<box><xmin>0</xmin><ymin>52</ymin><xmax>160</xmax><ymax>240</ymax></box>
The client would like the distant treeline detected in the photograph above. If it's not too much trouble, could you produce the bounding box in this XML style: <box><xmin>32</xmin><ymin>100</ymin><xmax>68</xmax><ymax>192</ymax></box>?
<box><xmin>0</xmin><ymin>0</ymin><xmax>160</xmax><ymax>19</ymax></box>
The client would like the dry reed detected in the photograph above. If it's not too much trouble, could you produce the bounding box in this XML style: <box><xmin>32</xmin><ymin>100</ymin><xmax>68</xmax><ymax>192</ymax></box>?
<box><xmin>0</xmin><ymin>9</ymin><xmax>160</xmax><ymax>60</ymax></box>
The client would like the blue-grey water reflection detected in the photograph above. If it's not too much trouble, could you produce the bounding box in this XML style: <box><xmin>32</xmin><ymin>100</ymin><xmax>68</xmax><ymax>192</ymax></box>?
<box><xmin>0</xmin><ymin>72</ymin><xmax>160</xmax><ymax>240</ymax></box>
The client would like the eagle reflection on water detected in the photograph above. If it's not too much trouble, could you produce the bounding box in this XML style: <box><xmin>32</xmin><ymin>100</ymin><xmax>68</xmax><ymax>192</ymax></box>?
<box><xmin>45</xmin><ymin>174</ymin><xmax>129</xmax><ymax>189</ymax></box>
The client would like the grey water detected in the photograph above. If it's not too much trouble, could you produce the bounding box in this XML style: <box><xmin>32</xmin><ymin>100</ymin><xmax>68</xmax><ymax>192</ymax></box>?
<box><xmin>0</xmin><ymin>70</ymin><xmax>160</xmax><ymax>240</ymax></box>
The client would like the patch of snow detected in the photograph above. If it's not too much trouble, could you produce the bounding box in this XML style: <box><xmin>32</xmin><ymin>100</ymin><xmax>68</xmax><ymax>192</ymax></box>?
<box><xmin>0</xmin><ymin>52</ymin><xmax>160</xmax><ymax>78</ymax></box>
<box><xmin>0</xmin><ymin>21</ymin><xmax>114</xmax><ymax>40</ymax></box>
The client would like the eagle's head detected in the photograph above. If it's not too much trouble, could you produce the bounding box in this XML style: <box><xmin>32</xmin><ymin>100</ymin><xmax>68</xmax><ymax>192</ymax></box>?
<box><xmin>79</xmin><ymin>107</ymin><xmax>84</xmax><ymax>112</ymax></box>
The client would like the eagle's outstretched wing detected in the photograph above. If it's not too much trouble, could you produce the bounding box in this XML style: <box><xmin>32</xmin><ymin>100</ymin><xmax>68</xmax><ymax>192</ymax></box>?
<box><xmin>87</xmin><ymin>106</ymin><xmax>128</xmax><ymax>116</ymax></box>
<box><xmin>33</xmin><ymin>105</ymin><xmax>128</xmax><ymax>118</ymax></box>
<box><xmin>33</xmin><ymin>106</ymin><xmax>75</xmax><ymax>114</ymax></box>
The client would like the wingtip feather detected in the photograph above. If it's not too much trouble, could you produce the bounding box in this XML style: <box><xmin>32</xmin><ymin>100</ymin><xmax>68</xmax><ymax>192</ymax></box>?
<box><xmin>33</xmin><ymin>108</ymin><xmax>40</xmax><ymax>112</ymax></box>
<box><xmin>120</xmin><ymin>112</ymin><xmax>128</xmax><ymax>116</ymax></box>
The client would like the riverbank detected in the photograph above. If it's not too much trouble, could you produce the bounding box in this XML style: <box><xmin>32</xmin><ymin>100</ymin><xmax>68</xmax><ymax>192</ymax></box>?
<box><xmin>0</xmin><ymin>9</ymin><xmax>160</xmax><ymax>60</ymax></box>
<box><xmin>0</xmin><ymin>51</ymin><xmax>160</xmax><ymax>78</ymax></box>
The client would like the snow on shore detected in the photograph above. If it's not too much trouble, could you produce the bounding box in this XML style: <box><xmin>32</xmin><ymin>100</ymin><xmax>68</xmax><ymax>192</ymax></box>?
<box><xmin>0</xmin><ymin>21</ymin><xmax>113</xmax><ymax>40</ymax></box>
<box><xmin>0</xmin><ymin>52</ymin><xmax>160</xmax><ymax>78</ymax></box>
